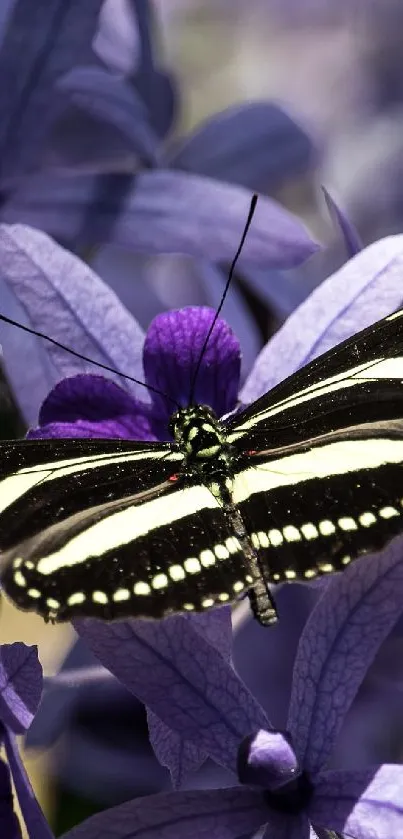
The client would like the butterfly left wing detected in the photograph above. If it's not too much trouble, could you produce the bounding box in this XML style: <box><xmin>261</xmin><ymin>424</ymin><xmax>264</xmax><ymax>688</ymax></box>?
<box><xmin>226</xmin><ymin>308</ymin><xmax>403</xmax><ymax>599</ymax></box>
<box><xmin>0</xmin><ymin>438</ymin><xmax>251</xmax><ymax>622</ymax></box>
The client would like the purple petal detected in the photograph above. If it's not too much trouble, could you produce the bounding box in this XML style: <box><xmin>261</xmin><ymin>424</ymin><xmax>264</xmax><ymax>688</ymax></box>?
<box><xmin>0</xmin><ymin>757</ymin><xmax>22</xmax><ymax>839</ymax></box>
<box><xmin>238</xmin><ymin>730</ymin><xmax>299</xmax><ymax>791</ymax></box>
<box><xmin>0</xmin><ymin>644</ymin><xmax>42</xmax><ymax>734</ymax></box>
<box><xmin>27</xmin><ymin>375</ymin><xmax>155</xmax><ymax>441</ymax></box>
<box><xmin>44</xmin><ymin>107</ymin><xmax>145</xmax><ymax>176</ymax></box>
<box><xmin>233</xmin><ymin>584</ymin><xmax>321</xmax><ymax>728</ymax></box>
<box><xmin>169</xmin><ymin>101</ymin><xmax>317</xmax><ymax>192</ymax></box>
<box><xmin>122</xmin><ymin>0</ymin><xmax>177</xmax><ymax>138</ymax></box>
<box><xmin>62</xmin><ymin>786</ymin><xmax>268</xmax><ymax>839</ymax></box>
<box><xmin>4</xmin><ymin>728</ymin><xmax>54</xmax><ymax>839</ymax></box>
<box><xmin>311</xmin><ymin>765</ymin><xmax>403</xmax><ymax>838</ymax></box>
<box><xmin>239</xmin><ymin>266</ymin><xmax>319</xmax><ymax>319</ymax></box>
<box><xmin>287</xmin><ymin>534</ymin><xmax>403</xmax><ymax>777</ymax></box>
<box><xmin>147</xmin><ymin>608</ymin><xmax>233</xmax><ymax>787</ymax></box>
<box><xmin>56</xmin><ymin>66</ymin><xmax>160</xmax><ymax>165</ymax></box>
<box><xmin>1</xmin><ymin>171</ymin><xmax>320</xmax><ymax>269</ymax></box>
<box><xmin>136</xmin><ymin>68</ymin><xmax>177</xmax><ymax>140</ymax></box>
<box><xmin>0</xmin><ymin>0</ymin><xmax>103</xmax><ymax>183</ymax></box>
<box><xmin>322</xmin><ymin>186</ymin><xmax>363</xmax><ymax>257</ymax></box>
<box><xmin>144</xmin><ymin>308</ymin><xmax>240</xmax><ymax>421</ymax></box>
<box><xmin>75</xmin><ymin>613</ymin><xmax>269</xmax><ymax>774</ymax></box>
<box><xmin>0</xmin><ymin>223</ymin><xmax>146</xmax><ymax>425</ymax></box>
<box><xmin>241</xmin><ymin>235</ymin><xmax>403</xmax><ymax>403</ymax></box>
<box><xmin>93</xmin><ymin>0</ymin><xmax>140</xmax><ymax>74</ymax></box>
<box><xmin>147</xmin><ymin>713</ymin><xmax>205</xmax><ymax>791</ymax></box>
<box><xmin>193</xmin><ymin>261</ymin><xmax>262</xmax><ymax>380</ymax></box>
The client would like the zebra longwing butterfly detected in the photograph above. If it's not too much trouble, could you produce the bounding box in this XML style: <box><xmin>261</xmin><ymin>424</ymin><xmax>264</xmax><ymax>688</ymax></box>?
<box><xmin>1</xmin><ymin>305</ymin><xmax>403</xmax><ymax>626</ymax></box>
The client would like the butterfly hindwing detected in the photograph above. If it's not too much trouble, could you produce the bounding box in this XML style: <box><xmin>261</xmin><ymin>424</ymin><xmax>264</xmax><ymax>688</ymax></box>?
<box><xmin>233</xmin><ymin>425</ymin><xmax>403</xmax><ymax>584</ymax></box>
<box><xmin>0</xmin><ymin>439</ymin><xmax>250</xmax><ymax>621</ymax></box>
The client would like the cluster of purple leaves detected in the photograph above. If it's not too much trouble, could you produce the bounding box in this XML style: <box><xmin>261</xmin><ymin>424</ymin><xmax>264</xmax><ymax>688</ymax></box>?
<box><xmin>2</xmin><ymin>223</ymin><xmax>403</xmax><ymax>835</ymax></box>
<box><xmin>0</xmin><ymin>0</ymin><xmax>324</xmax><ymax>349</ymax></box>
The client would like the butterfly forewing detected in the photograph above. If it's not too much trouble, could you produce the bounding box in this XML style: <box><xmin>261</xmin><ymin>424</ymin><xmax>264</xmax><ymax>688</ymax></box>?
<box><xmin>227</xmin><ymin>307</ymin><xmax>403</xmax><ymax>590</ymax></box>
<box><xmin>227</xmin><ymin>309</ymin><xmax>403</xmax><ymax>449</ymax></box>
<box><xmin>0</xmin><ymin>439</ymin><xmax>249</xmax><ymax>621</ymax></box>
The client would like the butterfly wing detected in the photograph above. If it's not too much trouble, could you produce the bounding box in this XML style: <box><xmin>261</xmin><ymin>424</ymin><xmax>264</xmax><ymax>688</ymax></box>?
<box><xmin>227</xmin><ymin>308</ymin><xmax>403</xmax><ymax>589</ymax></box>
<box><xmin>0</xmin><ymin>438</ymin><xmax>249</xmax><ymax>621</ymax></box>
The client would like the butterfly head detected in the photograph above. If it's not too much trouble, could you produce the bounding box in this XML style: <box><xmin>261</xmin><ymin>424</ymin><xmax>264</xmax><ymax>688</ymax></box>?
<box><xmin>169</xmin><ymin>405</ymin><xmax>228</xmax><ymax>463</ymax></box>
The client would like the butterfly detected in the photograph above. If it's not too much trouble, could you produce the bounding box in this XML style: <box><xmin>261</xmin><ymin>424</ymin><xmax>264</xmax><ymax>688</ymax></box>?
<box><xmin>1</xmin><ymin>305</ymin><xmax>403</xmax><ymax>626</ymax></box>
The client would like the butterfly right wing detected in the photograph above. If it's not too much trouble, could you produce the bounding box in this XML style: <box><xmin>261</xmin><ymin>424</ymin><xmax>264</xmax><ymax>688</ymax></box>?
<box><xmin>0</xmin><ymin>439</ymin><xmax>249</xmax><ymax>622</ymax></box>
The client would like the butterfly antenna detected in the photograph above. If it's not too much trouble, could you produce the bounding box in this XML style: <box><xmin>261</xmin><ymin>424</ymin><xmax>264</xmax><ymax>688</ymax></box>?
<box><xmin>0</xmin><ymin>312</ymin><xmax>181</xmax><ymax>409</ymax></box>
<box><xmin>188</xmin><ymin>194</ymin><xmax>258</xmax><ymax>405</ymax></box>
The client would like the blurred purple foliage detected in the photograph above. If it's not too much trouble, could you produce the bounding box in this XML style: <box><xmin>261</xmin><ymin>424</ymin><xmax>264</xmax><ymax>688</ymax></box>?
<box><xmin>0</xmin><ymin>2</ymin><xmax>403</xmax><ymax>837</ymax></box>
<box><xmin>0</xmin><ymin>0</ymin><xmax>324</xmax><ymax>388</ymax></box>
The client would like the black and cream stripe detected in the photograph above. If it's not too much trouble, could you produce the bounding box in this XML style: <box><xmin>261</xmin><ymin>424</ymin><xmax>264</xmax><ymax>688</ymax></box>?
<box><xmin>2</xmin><ymin>307</ymin><xmax>403</xmax><ymax>625</ymax></box>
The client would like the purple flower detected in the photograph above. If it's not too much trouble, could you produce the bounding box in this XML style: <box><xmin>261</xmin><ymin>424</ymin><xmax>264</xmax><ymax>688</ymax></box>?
<box><xmin>18</xmin><ymin>227</ymin><xmax>403</xmax><ymax>796</ymax></box>
<box><xmin>0</xmin><ymin>643</ymin><xmax>53</xmax><ymax>839</ymax></box>
<box><xmin>60</xmin><ymin>539</ymin><xmax>403</xmax><ymax>839</ymax></box>
<box><xmin>27</xmin><ymin>306</ymin><xmax>241</xmax><ymax>442</ymax></box>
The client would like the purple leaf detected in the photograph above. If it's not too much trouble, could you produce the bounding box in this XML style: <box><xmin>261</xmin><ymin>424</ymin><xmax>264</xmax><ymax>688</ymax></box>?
<box><xmin>1</xmin><ymin>170</ymin><xmax>320</xmax><ymax>269</ymax></box>
<box><xmin>75</xmin><ymin>613</ymin><xmax>269</xmax><ymax>773</ymax></box>
<box><xmin>62</xmin><ymin>786</ymin><xmax>268</xmax><ymax>839</ymax></box>
<box><xmin>312</xmin><ymin>766</ymin><xmax>403</xmax><ymax>838</ymax></box>
<box><xmin>147</xmin><ymin>608</ymin><xmax>233</xmax><ymax>786</ymax></box>
<box><xmin>169</xmin><ymin>101</ymin><xmax>317</xmax><ymax>192</ymax></box>
<box><xmin>56</xmin><ymin>66</ymin><xmax>160</xmax><ymax>165</ymax></box>
<box><xmin>0</xmin><ymin>223</ymin><xmax>146</xmax><ymax>425</ymax></box>
<box><xmin>287</xmin><ymin>534</ymin><xmax>403</xmax><ymax>777</ymax></box>
<box><xmin>0</xmin><ymin>0</ymin><xmax>104</xmax><ymax>183</ymax></box>
<box><xmin>242</xmin><ymin>235</ymin><xmax>403</xmax><ymax>403</ymax></box>
<box><xmin>322</xmin><ymin>186</ymin><xmax>363</xmax><ymax>257</ymax></box>
<box><xmin>0</xmin><ymin>757</ymin><xmax>22</xmax><ymax>839</ymax></box>
<box><xmin>3</xmin><ymin>728</ymin><xmax>54</xmax><ymax>839</ymax></box>
<box><xmin>0</xmin><ymin>644</ymin><xmax>42</xmax><ymax>734</ymax></box>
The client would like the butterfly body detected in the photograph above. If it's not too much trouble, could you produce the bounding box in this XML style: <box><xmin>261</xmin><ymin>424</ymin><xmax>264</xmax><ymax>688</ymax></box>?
<box><xmin>2</xmin><ymin>308</ymin><xmax>403</xmax><ymax>625</ymax></box>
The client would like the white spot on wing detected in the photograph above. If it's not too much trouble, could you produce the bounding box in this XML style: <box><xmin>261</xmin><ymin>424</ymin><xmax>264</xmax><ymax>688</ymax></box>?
<box><xmin>184</xmin><ymin>558</ymin><xmax>201</xmax><ymax>574</ymax></box>
<box><xmin>134</xmin><ymin>582</ymin><xmax>151</xmax><ymax>596</ymax></box>
<box><xmin>359</xmin><ymin>512</ymin><xmax>376</xmax><ymax>527</ymax></box>
<box><xmin>113</xmin><ymin>588</ymin><xmax>130</xmax><ymax>602</ymax></box>
<box><xmin>151</xmin><ymin>573</ymin><xmax>169</xmax><ymax>590</ymax></box>
<box><xmin>67</xmin><ymin>592</ymin><xmax>86</xmax><ymax>606</ymax></box>
<box><xmin>169</xmin><ymin>564</ymin><xmax>186</xmax><ymax>581</ymax></box>
<box><xmin>379</xmin><ymin>506</ymin><xmax>399</xmax><ymax>519</ymax></box>
<box><xmin>92</xmin><ymin>591</ymin><xmax>108</xmax><ymax>604</ymax></box>
<box><xmin>338</xmin><ymin>517</ymin><xmax>357</xmax><ymax>531</ymax></box>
